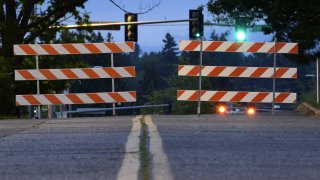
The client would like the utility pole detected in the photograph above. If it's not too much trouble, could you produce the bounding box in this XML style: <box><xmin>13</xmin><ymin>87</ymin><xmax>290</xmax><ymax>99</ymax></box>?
<box><xmin>317</xmin><ymin>58</ymin><xmax>319</xmax><ymax>103</ymax></box>
<box><xmin>272</xmin><ymin>38</ymin><xmax>277</xmax><ymax>115</ymax></box>
<box><xmin>197</xmin><ymin>36</ymin><xmax>204</xmax><ymax>115</ymax></box>
<box><xmin>111</xmin><ymin>53</ymin><xmax>116</xmax><ymax>116</ymax></box>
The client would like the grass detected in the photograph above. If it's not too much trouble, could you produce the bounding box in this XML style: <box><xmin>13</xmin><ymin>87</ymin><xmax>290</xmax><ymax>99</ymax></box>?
<box><xmin>139</xmin><ymin>116</ymin><xmax>149</xmax><ymax>180</ymax></box>
<box><xmin>0</xmin><ymin>116</ymin><xmax>19</xmax><ymax>120</ymax></box>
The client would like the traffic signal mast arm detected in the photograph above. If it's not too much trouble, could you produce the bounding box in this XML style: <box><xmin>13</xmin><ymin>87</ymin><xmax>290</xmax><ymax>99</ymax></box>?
<box><xmin>53</xmin><ymin>19</ymin><xmax>199</xmax><ymax>29</ymax></box>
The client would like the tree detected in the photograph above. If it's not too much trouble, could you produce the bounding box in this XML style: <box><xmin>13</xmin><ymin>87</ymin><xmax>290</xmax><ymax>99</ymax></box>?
<box><xmin>158</xmin><ymin>33</ymin><xmax>179</xmax><ymax>87</ymax></box>
<box><xmin>161</xmin><ymin>33</ymin><xmax>179</xmax><ymax>59</ymax></box>
<box><xmin>0</xmin><ymin>1</ymin><xmax>89</xmax><ymax>116</ymax></box>
<box><xmin>207</xmin><ymin>0</ymin><xmax>320</xmax><ymax>61</ymax></box>
<box><xmin>0</xmin><ymin>0</ymin><xmax>89</xmax><ymax>58</ymax></box>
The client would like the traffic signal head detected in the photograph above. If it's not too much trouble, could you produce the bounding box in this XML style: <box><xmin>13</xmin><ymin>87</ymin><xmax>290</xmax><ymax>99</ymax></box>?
<box><xmin>235</xmin><ymin>18</ymin><xmax>247</xmax><ymax>41</ymax></box>
<box><xmin>189</xmin><ymin>10</ymin><xmax>203</xmax><ymax>39</ymax></box>
<box><xmin>125</xmin><ymin>13</ymin><xmax>138</xmax><ymax>42</ymax></box>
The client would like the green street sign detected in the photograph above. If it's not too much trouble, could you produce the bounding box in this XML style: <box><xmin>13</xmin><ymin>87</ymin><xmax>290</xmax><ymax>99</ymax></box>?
<box><xmin>251</xmin><ymin>25</ymin><xmax>272</xmax><ymax>32</ymax></box>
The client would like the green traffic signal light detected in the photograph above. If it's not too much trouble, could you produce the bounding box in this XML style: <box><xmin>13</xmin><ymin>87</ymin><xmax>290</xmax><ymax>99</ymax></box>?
<box><xmin>189</xmin><ymin>10</ymin><xmax>203</xmax><ymax>39</ymax></box>
<box><xmin>235</xmin><ymin>18</ymin><xmax>247</xmax><ymax>42</ymax></box>
<box><xmin>236</xmin><ymin>30</ymin><xmax>246</xmax><ymax>41</ymax></box>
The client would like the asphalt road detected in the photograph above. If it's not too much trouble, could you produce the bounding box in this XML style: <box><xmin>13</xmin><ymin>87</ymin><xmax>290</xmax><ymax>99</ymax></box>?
<box><xmin>1</xmin><ymin>112</ymin><xmax>320</xmax><ymax>180</ymax></box>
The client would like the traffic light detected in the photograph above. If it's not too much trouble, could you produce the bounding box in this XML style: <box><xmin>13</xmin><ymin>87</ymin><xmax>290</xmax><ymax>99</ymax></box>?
<box><xmin>125</xmin><ymin>13</ymin><xmax>138</xmax><ymax>42</ymax></box>
<box><xmin>189</xmin><ymin>10</ymin><xmax>203</xmax><ymax>39</ymax></box>
<box><xmin>235</xmin><ymin>18</ymin><xmax>247</xmax><ymax>41</ymax></box>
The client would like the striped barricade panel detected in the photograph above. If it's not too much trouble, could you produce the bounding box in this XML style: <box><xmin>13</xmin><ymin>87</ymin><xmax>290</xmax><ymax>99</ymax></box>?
<box><xmin>14</xmin><ymin>41</ymin><xmax>134</xmax><ymax>55</ymax></box>
<box><xmin>179</xmin><ymin>40</ymin><xmax>298</xmax><ymax>54</ymax></box>
<box><xmin>177</xmin><ymin>90</ymin><xmax>296</xmax><ymax>103</ymax></box>
<box><xmin>178</xmin><ymin>65</ymin><xmax>297</xmax><ymax>79</ymax></box>
<box><xmin>16</xmin><ymin>92</ymin><xmax>136</xmax><ymax>106</ymax></box>
<box><xmin>15</xmin><ymin>67</ymin><xmax>136</xmax><ymax>81</ymax></box>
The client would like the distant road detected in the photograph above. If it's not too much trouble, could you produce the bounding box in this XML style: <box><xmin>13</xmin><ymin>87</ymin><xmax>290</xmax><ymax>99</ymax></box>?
<box><xmin>1</xmin><ymin>112</ymin><xmax>320</xmax><ymax>179</ymax></box>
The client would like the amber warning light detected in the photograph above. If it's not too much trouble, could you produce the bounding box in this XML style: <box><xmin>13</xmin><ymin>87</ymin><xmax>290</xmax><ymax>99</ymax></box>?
<box><xmin>247</xmin><ymin>107</ymin><xmax>256</xmax><ymax>115</ymax></box>
<box><xmin>217</xmin><ymin>105</ymin><xmax>227</xmax><ymax>114</ymax></box>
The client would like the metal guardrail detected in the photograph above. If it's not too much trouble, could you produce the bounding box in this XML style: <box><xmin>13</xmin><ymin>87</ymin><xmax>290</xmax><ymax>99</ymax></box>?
<box><xmin>56</xmin><ymin>104</ymin><xmax>170</xmax><ymax>119</ymax></box>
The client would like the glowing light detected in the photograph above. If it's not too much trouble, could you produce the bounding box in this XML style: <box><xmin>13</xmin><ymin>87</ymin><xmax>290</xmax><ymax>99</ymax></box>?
<box><xmin>236</xmin><ymin>31</ymin><xmax>246</xmax><ymax>41</ymax></box>
<box><xmin>247</xmin><ymin>107</ymin><xmax>256</xmax><ymax>115</ymax></box>
<box><xmin>218</xmin><ymin>105</ymin><xmax>227</xmax><ymax>114</ymax></box>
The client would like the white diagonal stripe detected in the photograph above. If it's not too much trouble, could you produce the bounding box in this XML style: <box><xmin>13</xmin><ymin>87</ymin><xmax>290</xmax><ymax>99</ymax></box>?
<box><xmin>240</xmin><ymin>67</ymin><xmax>256</xmax><ymax>77</ymax></box>
<box><xmin>202</xmin><ymin>66</ymin><xmax>214</xmax><ymax>76</ymax></box>
<box><xmin>220</xmin><ymin>91</ymin><xmax>237</xmax><ymax>102</ymax></box>
<box><xmin>118</xmin><ymin>42</ymin><xmax>134</xmax><ymax>52</ymax></box>
<box><xmin>284</xmin><ymin>93</ymin><xmax>296</xmax><ymax>103</ymax></box>
<box><xmin>52</xmin><ymin>44</ymin><xmax>69</xmax><ymax>54</ymax></box>
<box><xmin>219</xmin><ymin>67</ymin><xmax>236</xmax><ymax>77</ymax></box>
<box><xmin>29</xmin><ymin>71</ymin><xmax>46</xmax><ymax>80</ymax></box>
<box><xmin>215</xmin><ymin>42</ymin><xmax>234</xmax><ymax>52</ymax></box>
<box><xmin>201</xmin><ymin>91</ymin><xmax>216</xmax><ymax>101</ymax></box>
<box><xmin>73</xmin><ymin>44</ymin><xmax>90</xmax><ymax>54</ymax></box>
<box><xmin>33</xmin><ymin>45</ymin><xmax>48</xmax><ymax>55</ymax></box>
<box><xmin>178</xmin><ymin>90</ymin><xmax>195</xmax><ymax>101</ymax></box>
<box><xmin>95</xmin><ymin>43</ymin><xmax>111</xmax><ymax>53</ymax></box>
<box><xmin>99</xmin><ymin>93</ymin><xmax>114</xmax><ymax>103</ymax></box>
<box><xmin>115</xmin><ymin>67</ymin><xmax>131</xmax><ymax>77</ymax></box>
<box><xmin>15</xmin><ymin>71</ymin><xmax>25</xmax><ymax>81</ymax></box>
<box><xmin>261</xmin><ymin>68</ymin><xmax>274</xmax><ymax>78</ymax></box>
<box><xmin>51</xmin><ymin>69</ymin><xmax>68</xmax><ymax>79</ymax></box>
<box><xmin>202</xmin><ymin>41</ymin><xmax>212</xmax><ymax>50</ymax></box>
<box><xmin>179</xmin><ymin>40</ymin><xmax>190</xmax><ymax>50</ymax></box>
<box><xmin>77</xmin><ymin>94</ymin><xmax>95</xmax><ymax>104</ymax></box>
<box><xmin>258</xmin><ymin>43</ymin><xmax>274</xmax><ymax>53</ymax></box>
<box><xmin>278</xmin><ymin>43</ymin><xmax>297</xmax><ymax>53</ymax></box>
<box><xmin>36</xmin><ymin>95</ymin><xmax>52</xmax><ymax>105</ymax></box>
<box><xmin>119</xmin><ymin>92</ymin><xmax>136</xmax><ymax>102</ymax></box>
<box><xmin>237</xmin><ymin>42</ymin><xmax>255</xmax><ymax>52</ymax></box>
<box><xmin>178</xmin><ymin>66</ymin><xmax>195</xmax><ymax>76</ymax></box>
<box><xmin>16</xmin><ymin>96</ymin><xmax>30</xmax><ymax>105</ymax></box>
<box><xmin>56</xmin><ymin>95</ymin><xmax>74</xmax><ymax>104</ymax></box>
<box><xmin>281</xmin><ymin>68</ymin><xmax>297</xmax><ymax>78</ymax></box>
<box><xmin>14</xmin><ymin>46</ymin><xmax>27</xmax><ymax>55</ymax></box>
<box><xmin>94</xmin><ymin>68</ymin><xmax>110</xmax><ymax>78</ymax></box>
<box><xmin>261</xmin><ymin>93</ymin><xmax>273</xmax><ymax>103</ymax></box>
<box><xmin>242</xmin><ymin>92</ymin><xmax>259</xmax><ymax>102</ymax></box>
<box><xmin>71</xmin><ymin>69</ymin><xmax>89</xmax><ymax>79</ymax></box>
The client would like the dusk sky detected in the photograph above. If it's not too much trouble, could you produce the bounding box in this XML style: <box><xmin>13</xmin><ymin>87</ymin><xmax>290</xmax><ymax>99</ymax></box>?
<box><xmin>83</xmin><ymin>0</ymin><xmax>270</xmax><ymax>52</ymax></box>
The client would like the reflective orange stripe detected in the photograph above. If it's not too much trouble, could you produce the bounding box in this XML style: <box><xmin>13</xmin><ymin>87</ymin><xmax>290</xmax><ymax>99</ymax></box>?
<box><xmin>45</xmin><ymin>94</ymin><xmax>62</xmax><ymax>104</ymax></box>
<box><xmin>124</xmin><ymin>67</ymin><xmax>135</xmax><ymax>76</ymax></box>
<box><xmin>39</xmin><ymin>70</ymin><xmax>58</xmax><ymax>80</ymax></box>
<box><xmin>110</xmin><ymin>93</ymin><xmax>126</xmax><ymax>102</ymax></box>
<box><xmin>229</xmin><ymin>67</ymin><xmax>246</xmax><ymax>77</ymax></box>
<box><xmin>41</xmin><ymin>44</ymin><xmax>59</xmax><ymax>55</ymax></box>
<box><xmin>83</xmin><ymin>43</ymin><xmax>102</xmax><ymax>54</ymax></box>
<box><xmin>19</xmin><ymin>45</ymin><xmax>37</xmax><ymax>55</ymax></box>
<box><xmin>209</xmin><ymin>92</ymin><xmax>227</xmax><ymax>101</ymax></box>
<box><xmin>62</xmin><ymin>44</ymin><xmax>80</xmax><ymax>54</ymax></box>
<box><xmin>87</xmin><ymin>94</ymin><xmax>105</xmax><ymax>103</ymax></box>
<box><xmin>205</xmin><ymin>41</ymin><xmax>223</xmax><ymax>51</ymax></box>
<box><xmin>24</xmin><ymin>95</ymin><xmax>40</xmax><ymax>105</ymax></box>
<box><xmin>18</xmin><ymin>70</ymin><xmax>36</xmax><ymax>80</ymax></box>
<box><xmin>184</xmin><ymin>41</ymin><xmax>200</xmax><ymax>51</ymax></box>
